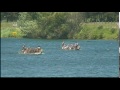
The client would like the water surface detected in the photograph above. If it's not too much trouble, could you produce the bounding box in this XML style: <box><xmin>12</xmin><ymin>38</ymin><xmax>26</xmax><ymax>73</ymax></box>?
<box><xmin>1</xmin><ymin>38</ymin><xmax>119</xmax><ymax>77</ymax></box>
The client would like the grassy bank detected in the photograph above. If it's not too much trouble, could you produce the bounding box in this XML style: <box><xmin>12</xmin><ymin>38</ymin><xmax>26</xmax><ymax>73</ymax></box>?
<box><xmin>1</xmin><ymin>22</ymin><xmax>119</xmax><ymax>40</ymax></box>
<box><xmin>1</xmin><ymin>22</ymin><xmax>24</xmax><ymax>38</ymax></box>
<box><xmin>74</xmin><ymin>22</ymin><xmax>119</xmax><ymax>40</ymax></box>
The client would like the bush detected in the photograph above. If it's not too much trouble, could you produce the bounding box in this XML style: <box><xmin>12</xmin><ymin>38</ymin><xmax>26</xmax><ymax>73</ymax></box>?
<box><xmin>97</xmin><ymin>25</ymin><xmax>103</xmax><ymax>30</ymax></box>
<box><xmin>110</xmin><ymin>28</ymin><xmax>116</xmax><ymax>33</ymax></box>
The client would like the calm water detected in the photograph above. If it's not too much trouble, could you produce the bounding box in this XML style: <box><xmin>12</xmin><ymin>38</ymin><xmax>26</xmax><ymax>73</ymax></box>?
<box><xmin>1</xmin><ymin>38</ymin><xmax>119</xmax><ymax>77</ymax></box>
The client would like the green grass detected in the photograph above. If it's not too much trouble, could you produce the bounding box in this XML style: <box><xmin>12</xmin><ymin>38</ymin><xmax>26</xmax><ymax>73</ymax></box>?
<box><xmin>1</xmin><ymin>22</ymin><xmax>24</xmax><ymax>38</ymax></box>
<box><xmin>74</xmin><ymin>22</ymin><xmax>119</xmax><ymax>40</ymax></box>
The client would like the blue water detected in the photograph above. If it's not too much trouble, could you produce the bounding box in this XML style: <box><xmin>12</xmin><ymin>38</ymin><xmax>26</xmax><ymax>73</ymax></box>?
<box><xmin>1</xmin><ymin>38</ymin><xmax>119</xmax><ymax>77</ymax></box>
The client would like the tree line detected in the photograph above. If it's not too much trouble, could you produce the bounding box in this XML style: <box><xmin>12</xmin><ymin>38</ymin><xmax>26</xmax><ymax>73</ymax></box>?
<box><xmin>1</xmin><ymin>12</ymin><xmax>119</xmax><ymax>39</ymax></box>
<box><xmin>1</xmin><ymin>12</ymin><xmax>118</xmax><ymax>22</ymax></box>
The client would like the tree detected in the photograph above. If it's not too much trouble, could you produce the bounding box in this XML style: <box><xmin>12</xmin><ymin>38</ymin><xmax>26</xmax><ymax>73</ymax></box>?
<box><xmin>1</xmin><ymin>12</ymin><xmax>19</xmax><ymax>22</ymax></box>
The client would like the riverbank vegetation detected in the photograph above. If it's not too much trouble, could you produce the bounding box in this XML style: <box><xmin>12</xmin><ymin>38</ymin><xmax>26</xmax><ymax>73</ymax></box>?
<box><xmin>1</xmin><ymin>22</ymin><xmax>24</xmax><ymax>38</ymax></box>
<box><xmin>1</xmin><ymin>12</ymin><xmax>119</xmax><ymax>40</ymax></box>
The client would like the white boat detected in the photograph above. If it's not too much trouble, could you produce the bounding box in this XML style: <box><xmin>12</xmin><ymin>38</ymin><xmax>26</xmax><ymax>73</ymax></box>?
<box><xmin>18</xmin><ymin>50</ymin><xmax>43</xmax><ymax>55</ymax></box>
<box><xmin>62</xmin><ymin>41</ymin><xmax>80</xmax><ymax>50</ymax></box>
<box><xmin>20</xmin><ymin>45</ymin><xmax>43</xmax><ymax>55</ymax></box>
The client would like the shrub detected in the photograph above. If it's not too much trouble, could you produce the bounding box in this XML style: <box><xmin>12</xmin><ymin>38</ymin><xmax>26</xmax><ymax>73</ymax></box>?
<box><xmin>97</xmin><ymin>25</ymin><xmax>103</xmax><ymax>30</ymax></box>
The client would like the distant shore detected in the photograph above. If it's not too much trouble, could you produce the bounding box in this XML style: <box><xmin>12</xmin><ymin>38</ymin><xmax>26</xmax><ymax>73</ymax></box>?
<box><xmin>1</xmin><ymin>22</ymin><xmax>119</xmax><ymax>40</ymax></box>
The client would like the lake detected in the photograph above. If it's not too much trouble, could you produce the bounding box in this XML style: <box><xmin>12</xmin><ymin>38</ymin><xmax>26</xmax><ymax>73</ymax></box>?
<box><xmin>1</xmin><ymin>38</ymin><xmax>119</xmax><ymax>77</ymax></box>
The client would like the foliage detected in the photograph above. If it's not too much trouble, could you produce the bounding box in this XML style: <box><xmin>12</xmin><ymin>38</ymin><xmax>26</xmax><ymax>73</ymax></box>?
<box><xmin>1</xmin><ymin>12</ymin><xmax>19</xmax><ymax>22</ymax></box>
<box><xmin>1</xmin><ymin>22</ymin><xmax>24</xmax><ymax>38</ymax></box>
<box><xmin>1</xmin><ymin>12</ymin><xmax>119</xmax><ymax>40</ymax></box>
<box><xmin>17</xmin><ymin>12</ymin><xmax>84</xmax><ymax>39</ymax></box>
<box><xmin>74</xmin><ymin>22</ymin><xmax>118</xmax><ymax>40</ymax></box>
